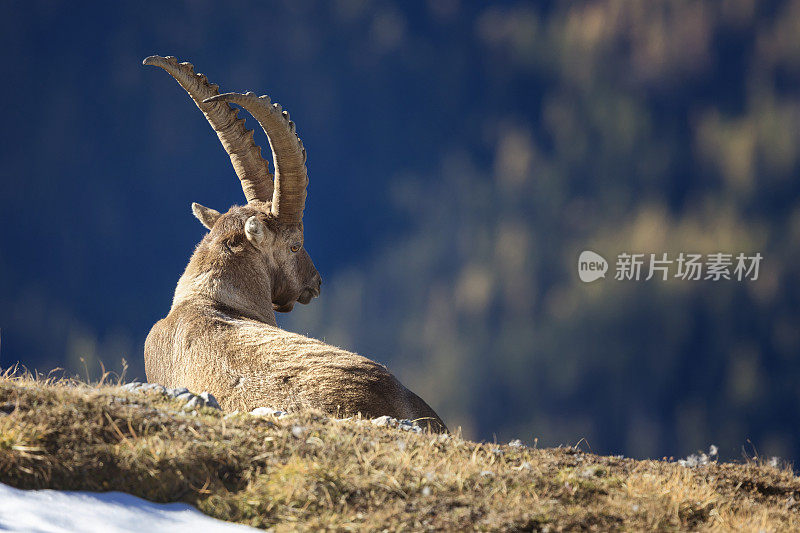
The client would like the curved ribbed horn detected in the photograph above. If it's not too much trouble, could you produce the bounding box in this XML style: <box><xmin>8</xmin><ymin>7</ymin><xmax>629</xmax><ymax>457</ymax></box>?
<box><xmin>143</xmin><ymin>55</ymin><xmax>273</xmax><ymax>203</ymax></box>
<box><xmin>205</xmin><ymin>92</ymin><xmax>307</xmax><ymax>225</ymax></box>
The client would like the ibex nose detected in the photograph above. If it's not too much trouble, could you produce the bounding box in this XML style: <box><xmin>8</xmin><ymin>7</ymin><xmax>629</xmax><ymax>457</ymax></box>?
<box><xmin>308</xmin><ymin>272</ymin><xmax>322</xmax><ymax>297</ymax></box>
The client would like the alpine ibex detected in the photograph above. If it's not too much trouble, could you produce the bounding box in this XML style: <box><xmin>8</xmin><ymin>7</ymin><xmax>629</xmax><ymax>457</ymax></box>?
<box><xmin>143</xmin><ymin>56</ymin><xmax>446</xmax><ymax>431</ymax></box>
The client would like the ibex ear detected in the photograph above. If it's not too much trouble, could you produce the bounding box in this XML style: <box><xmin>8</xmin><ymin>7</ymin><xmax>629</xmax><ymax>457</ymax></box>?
<box><xmin>191</xmin><ymin>203</ymin><xmax>221</xmax><ymax>230</ymax></box>
<box><xmin>244</xmin><ymin>215</ymin><xmax>266</xmax><ymax>245</ymax></box>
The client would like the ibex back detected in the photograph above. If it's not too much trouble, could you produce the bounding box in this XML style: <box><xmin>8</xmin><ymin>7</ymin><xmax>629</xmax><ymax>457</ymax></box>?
<box><xmin>143</xmin><ymin>56</ymin><xmax>446</xmax><ymax>432</ymax></box>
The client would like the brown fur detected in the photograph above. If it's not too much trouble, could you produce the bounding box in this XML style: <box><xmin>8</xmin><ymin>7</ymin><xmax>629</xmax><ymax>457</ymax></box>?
<box><xmin>145</xmin><ymin>202</ymin><xmax>446</xmax><ymax>432</ymax></box>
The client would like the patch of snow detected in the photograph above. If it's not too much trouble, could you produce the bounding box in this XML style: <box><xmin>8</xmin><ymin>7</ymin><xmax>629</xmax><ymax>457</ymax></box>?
<box><xmin>678</xmin><ymin>444</ymin><xmax>719</xmax><ymax>467</ymax></box>
<box><xmin>249</xmin><ymin>406</ymin><xmax>287</xmax><ymax>418</ymax></box>
<box><xmin>123</xmin><ymin>382</ymin><xmax>220</xmax><ymax>411</ymax></box>
<box><xmin>0</xmin><ymin>482</ymin><xmax>257</xmax><ymax>533</ymax></box>
<box><xmin>370</xmin><ymin>416</ymin><xmax>423</xmax><ymax>433</ymax></box>
<box><xmin>371</xmin><ymin>415</ymin><xmax>396</xmax><ymax>428</ymax></box>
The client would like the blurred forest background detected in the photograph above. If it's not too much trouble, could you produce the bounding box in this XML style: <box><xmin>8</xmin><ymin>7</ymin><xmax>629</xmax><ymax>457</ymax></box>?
<box><xmin>1</xmin><ymin>0</ymin><xmax>799</xmax><ymax>462</ymax></box>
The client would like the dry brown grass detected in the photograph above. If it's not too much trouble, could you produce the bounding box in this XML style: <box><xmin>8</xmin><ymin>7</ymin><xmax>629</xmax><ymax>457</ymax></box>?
<box><xmin>0</xmin><ymin>371</ymin><xmax>798</xmax><ymax>531</ymax></box>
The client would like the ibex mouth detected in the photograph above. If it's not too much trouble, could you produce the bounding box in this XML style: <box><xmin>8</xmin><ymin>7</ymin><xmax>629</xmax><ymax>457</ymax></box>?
<box><xmin>273</xmin><ymin>287</ymin><xmax>317</xmax><ymax>313</ymax></box>
<box><xmin>297</xmin><ymin>287</ymin><xmax>319</xmax><ymax>305</ymax></box>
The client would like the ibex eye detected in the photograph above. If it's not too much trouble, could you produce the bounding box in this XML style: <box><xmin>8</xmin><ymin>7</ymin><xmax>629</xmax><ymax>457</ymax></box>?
<box><xmin>290</xmin><ymin>244</ymin><xmax>301</xmax><ymax>253</ymax></box>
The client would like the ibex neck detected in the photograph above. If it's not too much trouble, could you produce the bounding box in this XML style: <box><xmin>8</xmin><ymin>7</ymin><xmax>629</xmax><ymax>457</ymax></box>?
<box><xmin>172</xmin><ymin>270</ymin><xmax>277</xmax><ymax>326</ymax></box>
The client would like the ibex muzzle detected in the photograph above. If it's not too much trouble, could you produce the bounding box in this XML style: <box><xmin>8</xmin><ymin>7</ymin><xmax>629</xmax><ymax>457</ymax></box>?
<box><xmin>143</xmin><ymin>56</ymin><xmax>446</xmax><ymax>432</ymax></box>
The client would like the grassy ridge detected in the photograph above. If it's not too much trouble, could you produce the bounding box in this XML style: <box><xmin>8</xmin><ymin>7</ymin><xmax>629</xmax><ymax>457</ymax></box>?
<box><xmin>0</xmin><ymin>374</ymin><xmax>798</xmax><ymax>531</ymax></box>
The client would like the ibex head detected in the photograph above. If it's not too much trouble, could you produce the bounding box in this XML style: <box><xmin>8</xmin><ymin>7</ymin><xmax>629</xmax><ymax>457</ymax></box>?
<box><xmin>145</xmin><ymin>56</ymin><xmax>321</xmax><ymax>320</ymax></box>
